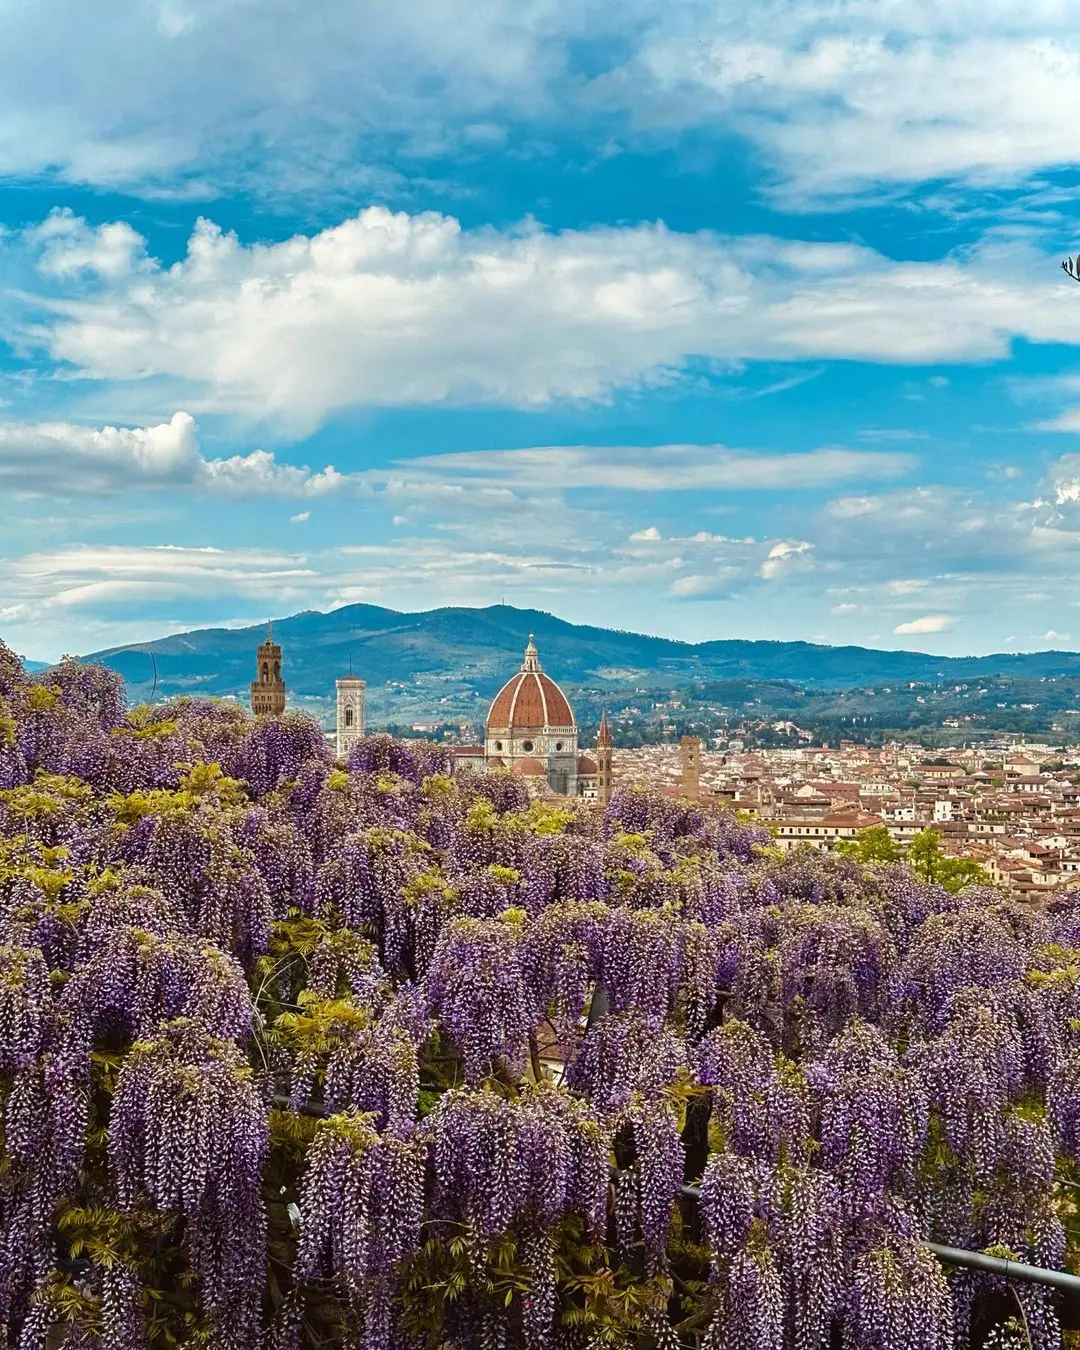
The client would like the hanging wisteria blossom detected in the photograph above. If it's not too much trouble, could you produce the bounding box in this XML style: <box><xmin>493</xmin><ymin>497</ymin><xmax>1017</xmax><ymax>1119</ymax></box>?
<box><xmin>0</xmin><ymin>644</ymin><xmax>1079</xmax><ymax>1349</ymax></box>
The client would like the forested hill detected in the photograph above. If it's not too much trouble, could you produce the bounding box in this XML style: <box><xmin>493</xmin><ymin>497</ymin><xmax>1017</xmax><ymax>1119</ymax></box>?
<box><xmin>70</xmin><ymin>602</ymin><xmax>1080</xmax><ymax>702</ymax></box>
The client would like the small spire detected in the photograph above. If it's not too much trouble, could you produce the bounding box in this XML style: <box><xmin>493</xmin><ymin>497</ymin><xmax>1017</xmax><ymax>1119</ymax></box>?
<box><xmin>521</xmin><ymin>634</ymin><xmax>541</xmax><ymax>673</ymax></box>
<box><xmin>596</xmin><ymin>709</ymin><xmax>612</xmax><ymax>748</ymax></box>
<box><xmin>266</xmin><ymin>620</ymin><xmax>273</xmax><ymax>643</ymax></box>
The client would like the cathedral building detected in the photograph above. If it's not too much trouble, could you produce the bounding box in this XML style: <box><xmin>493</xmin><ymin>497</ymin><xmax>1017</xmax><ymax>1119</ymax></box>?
<box><xmin>251</xmin><ymin>624</ymin><xmax>286</xmax><ymax>716</ymax></box>
<box><xmin>481</xmin><ymin>635</ymin><xmax>599</xmax><ymax>798</ymax></box>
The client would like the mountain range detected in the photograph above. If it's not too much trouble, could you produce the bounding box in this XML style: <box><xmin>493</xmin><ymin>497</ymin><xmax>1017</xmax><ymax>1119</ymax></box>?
<box><xmin>67</xmin><ymin>603</ymin><xmax>1080</xmax><ymax>706</ymax></box>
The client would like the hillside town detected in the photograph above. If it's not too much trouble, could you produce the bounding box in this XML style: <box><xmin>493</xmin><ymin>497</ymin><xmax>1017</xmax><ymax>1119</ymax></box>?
<box><xmin>611</xmin><ymin>736</ymin><xmax>1080</xmax><ymax>898</ymax></box>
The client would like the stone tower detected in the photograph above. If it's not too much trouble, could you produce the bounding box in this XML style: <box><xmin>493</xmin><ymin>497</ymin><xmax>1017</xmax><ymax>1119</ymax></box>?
<box><xmin>251</xmin><ymin>623</ymin><xmax>286</xmax><ymax>716</ymax></box>
<box><xmin>595</xmin><ymin>710</ymin><xmax>614</xmax><ymax>806</ymax></box>
<box><xmin>336</xmin><ymin>674</ymin><xmax>366</xmax><ymax>759</ymax></box>
<box><xmin>680</xmin><ymin>734</ymin><xmax>701</xmax><ymax>801</ymax></box>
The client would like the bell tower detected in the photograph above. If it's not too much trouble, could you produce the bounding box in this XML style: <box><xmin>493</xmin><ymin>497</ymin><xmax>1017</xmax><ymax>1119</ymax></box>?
<box><xmin>680</xmin><ymin>734</ymin><xmax>701</xmax><ymax>801</ymax></box>
<box><xmin>251</xmin><ymin>623</ymin><xmax>286</xmax><ymax>716</ymax></box>
<box><xmin>336</xmin><ymin>674</ymin><xmax>366</xmax><ymax>759</ymax></box>
<box><xmin>595</xmin><ymin>710</ymin><xmax>614</xmax><ymax>806</ymax></box>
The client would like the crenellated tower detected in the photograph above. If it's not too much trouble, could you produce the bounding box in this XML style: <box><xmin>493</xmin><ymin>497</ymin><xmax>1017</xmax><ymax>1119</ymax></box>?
<box><xmin>595</xmin><ymin>709</ymin><xmax>614</xmax><ymax>806</ymax></box>
<box><xmin>251</xmin><ymin>623</ymin><xmax>286</xmax><ymax>716</ymax></box>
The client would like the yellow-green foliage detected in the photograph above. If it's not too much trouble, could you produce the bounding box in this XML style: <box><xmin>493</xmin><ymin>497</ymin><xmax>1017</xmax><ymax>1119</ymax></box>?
<box><xmin>26</xmin><ymin>685</ymin><xmax>59</xmax><ymax>712</ymax></box>
<box><xmin>1</xmin><ymin>772</ymin><xmax>93</xmax><ymax>822</ymax></box>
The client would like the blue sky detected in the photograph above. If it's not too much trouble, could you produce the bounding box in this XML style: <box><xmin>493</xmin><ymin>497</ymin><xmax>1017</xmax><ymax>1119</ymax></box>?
<box><xmin>5</xmin><ymin>2</ymin><xmax>1080</xmax><ymax>660</ymax></box>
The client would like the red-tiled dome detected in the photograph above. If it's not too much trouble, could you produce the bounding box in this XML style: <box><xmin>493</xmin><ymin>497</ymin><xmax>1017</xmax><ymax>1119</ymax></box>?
<box><xmin>513</xmin><ymin>756</ymin><xmax>546</xmax><ymax>776</ymax></box>
<box><xmin>487</xmin><ymin>636</ymin><xmax>574</xmax><ymax>732</ymax></box>
<box><xmin>577</xmin><ymin>755</ymin><xmax>597</xmax><ymax>774</ymax></box>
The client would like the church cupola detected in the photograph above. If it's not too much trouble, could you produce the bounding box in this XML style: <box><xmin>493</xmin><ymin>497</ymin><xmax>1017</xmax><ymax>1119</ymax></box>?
<box><xmin>485</xmin><ymin>634</ymin><xmax>579</xmax><ymax>796</ymax></box>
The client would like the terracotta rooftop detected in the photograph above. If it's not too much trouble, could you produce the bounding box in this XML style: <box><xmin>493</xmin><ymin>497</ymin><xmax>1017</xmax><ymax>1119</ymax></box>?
<box><xmin>487</xmin><ymin>636</ymin><xmax>574</xmax><ymax>731</ymax></box>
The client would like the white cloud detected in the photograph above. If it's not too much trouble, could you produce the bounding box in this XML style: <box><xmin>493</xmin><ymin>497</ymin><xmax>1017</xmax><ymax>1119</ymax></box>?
<box><xmin>30</xmin><ymin>208</ymin><xmax>149</xmax><ymax>279</ymax></box>
<box><xmin>629</xmin><ymin>525</ymin><xmax>662</xmax><ymax>541</ymax></box>
<box><xmin>830</xmin><ymin>602</ymin><xmax>858</xmax><ymax>614</ymax></box>
<box><xmin>401</xmin><ymin>443</ymin><xmax>915</xmax><ymax>493</ymax></box>
<box><xmin>1035</xmin><ymin>409</ymin><xmax>1080</xmax><ymax>433</ymax></box>
<box><xmin>0</xmin><ymin>2</ymin><xmax>1076</xmax><ymax>205</ymax></box>
<box><xmin>893</xmin><ymin>615</ymin><xmax>955</xmax><ymax>634</ymax></box>
<box><xmin>290</xmin><ymin>511</ymin><xmax>310</xmax><ymax>523</ymax></box>
<box><xmin>1044</xmin><ymin>629</ymin><xmax>1070</xmax><ymax>642</ymax></box>
<box><xmin>0</xmin><ymin>410</ymin><xmax>345</xmax><ymax>498</ymax></box>
<box><xmin>826</xmin><ymin>486</ymin><xmax>952</xmax><ymax>524</ymax></box>
<box><xmin>669</xmin><ymin>573</ymin><xmax>732</xmax><ymax>598</ymax></box>
<box><xmin>0</xmin><ymin>406</ymin><xmax>920</xmax><ymax>508</ymax></box>
<box><xmin>0</xmin><ymin>411</ymin><xmax>199</xmax><ymax>495</ymax></box>
<box><xmin>13</xmin><ymin>207</ymin><xmax>1080</xmax><ymax>435</ymax></box>
<box><xmin>1049</xmin><ymin>454</ymin><xmax>1080</xmax><ymax>503</ymax></box>
<box><xmin>3</xmin><ymin>544</ymin><xmax>319</xmax><ymax>627</ymax></box>
<box><xmin>626</xmin><ymin>6</ymin><xmax>1080</xmax><ymax>200</ymax></box>
<box><xmin>760</xmin><ymin>539</ymin><xmax>812</xmax><ymax>579</ymax></box>
<box><xmin>198</xmin><ymin>450</ymin><xmax>344</xmax><ymax>498</ymax></box>
<box><xmin>825</xmin><ymin>496</ymin><xmax>881</xmax><ymax>519</ymax></box>
<box><xmin>0</xmin><ymin>0</ymin><xmax>596</xmax><ymax>191</ymax></box>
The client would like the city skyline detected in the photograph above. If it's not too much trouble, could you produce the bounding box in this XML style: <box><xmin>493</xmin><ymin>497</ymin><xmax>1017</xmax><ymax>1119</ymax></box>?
<box><xmin>5</xmin><ymin>4</ymin><xmax>1080</xmax><ymax>660</ymax></box>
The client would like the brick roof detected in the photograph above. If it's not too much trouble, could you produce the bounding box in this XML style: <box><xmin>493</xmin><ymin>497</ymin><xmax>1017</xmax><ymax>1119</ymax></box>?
<box><xmin>487</xmin><ymin>637</ymin><xmax>574</xmax><ymax>731</ymax></box>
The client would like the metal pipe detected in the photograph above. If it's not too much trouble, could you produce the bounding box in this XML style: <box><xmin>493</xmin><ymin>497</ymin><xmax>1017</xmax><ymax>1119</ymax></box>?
<box><xmin>682</xmin><ymin>1184</ymin><xmax>1080</xmax><ymax>1294</ymax></box>
<box><xmin>272</xmin><ymin>1093</ymin><xmax>327</xmax><ymax>1117</ymax></box>
<box><xmin>923</xmin><ymin>1241</ymin><xmax>1080</xmax><ymax>1296</ymax></box>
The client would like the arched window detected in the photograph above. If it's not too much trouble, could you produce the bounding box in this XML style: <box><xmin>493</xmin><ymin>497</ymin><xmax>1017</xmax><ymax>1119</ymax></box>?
<box><xmin>273</xmin><ymin>661</ymin><xmax>281</xmax><ymax>680</ymax></box>
<box><xmin>261</xmin><ymin>662</ymin><xmax>269</xmax><ymax>682</ymax></box>
<box><xmin>345</xmin><ymin>708</ymin><xmax>354</xmax><ymax>727</ymax></box>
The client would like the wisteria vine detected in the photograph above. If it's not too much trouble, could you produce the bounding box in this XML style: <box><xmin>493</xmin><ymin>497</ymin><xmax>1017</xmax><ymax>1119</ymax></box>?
<box><xmin>0</xmin><ymin>640</ymin><xmax>1079</xmax><ymax>1350</ymax></box>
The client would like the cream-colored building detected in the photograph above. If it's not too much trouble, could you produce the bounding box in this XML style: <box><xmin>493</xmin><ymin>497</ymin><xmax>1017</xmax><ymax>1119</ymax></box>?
<box><xmin>336</xmin><ymin>675</ymin><xmax>366</xmax><ymax>759</ymax></box>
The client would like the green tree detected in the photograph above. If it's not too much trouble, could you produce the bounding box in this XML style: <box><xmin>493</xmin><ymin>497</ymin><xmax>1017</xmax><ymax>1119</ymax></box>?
<box><xmin>906</xmin><ymin>828</ymin><xmax>990</xmax><ymax>893</ymax></box>
<box><xmin>907</xmin><ymin>829</ymin><xmax>945</xmax><ymax>883</ymax></box>
<box><xmin>835</xmin><ymin>825</ymin><xmax>902</xmax><ymax>864</ymax></box>
<box><xmin>937</xmin><ymin>856</ymin><xmax>991</xmax><ymax>892</ymax></box>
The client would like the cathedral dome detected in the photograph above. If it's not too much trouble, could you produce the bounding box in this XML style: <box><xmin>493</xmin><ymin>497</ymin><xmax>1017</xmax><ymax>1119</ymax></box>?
<box><xmin>487</xmin><ymin>635</ymin><xmax>575</xmax><ymax>732</ymax></box>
